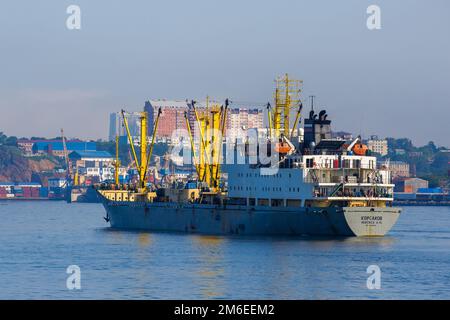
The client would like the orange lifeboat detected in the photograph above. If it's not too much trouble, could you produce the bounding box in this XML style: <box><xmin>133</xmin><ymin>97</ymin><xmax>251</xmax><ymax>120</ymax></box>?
<box><xmin>352</xmin><ymin>143</ymin><xmax>368</xmax><ymax>156</ymax></box>
<box><xmin>275</xmin><ymin>142</ymin><xmax>291</xmax><ymax>154</ymax></box>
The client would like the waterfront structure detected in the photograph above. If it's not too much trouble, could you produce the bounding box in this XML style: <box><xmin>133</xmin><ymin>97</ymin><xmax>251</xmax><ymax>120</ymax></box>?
<box><xmin>69</xmin><ymin>150</ymin><xmax>115</xmax><ymax>183</ymax></box>
<box><xmin>367</xmin><ymin>135</ymin><xmax>388</xmax><ymax>156</ymax></box>
<box><xmin>0</xmin><ymin>182</ymin><xmax>42</xmax><ymax>199</ymax></box>
<box><xmin>0</xmin><ymin>183</ymin><xmax>14</xmax><ymax>199</ymax></box>
<box><xmin>48</xmin><ymin>178</ymin><xmax>67</xmax><ymax>188</ymax></box>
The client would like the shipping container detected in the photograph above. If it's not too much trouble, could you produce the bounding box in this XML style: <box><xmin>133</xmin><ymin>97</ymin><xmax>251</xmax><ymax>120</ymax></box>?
<box><xmin>417</xmin><ymin>187</ymin><xmax>443</xmax><ymax>194</ymax></box>
<box><xmin>394</xmin><ymin>192</ymin><xmax>416</xmax><ymax>200</ymax></box>
<box><xmin>39</xmin><ymin>187</ymin><xmax>49</xmax><ymax>198</ymax></box>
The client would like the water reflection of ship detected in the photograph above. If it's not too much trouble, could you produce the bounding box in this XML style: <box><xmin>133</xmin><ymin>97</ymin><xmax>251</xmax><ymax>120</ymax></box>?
<box><xmin>192</xmin><ymin>235</ymin><xmax>226</xmax><ymax>299</ymax></box>
<box><xmin>255</xmin><ymin>236</ymin><xmax>396</xmax><ymax>299</ymax></box>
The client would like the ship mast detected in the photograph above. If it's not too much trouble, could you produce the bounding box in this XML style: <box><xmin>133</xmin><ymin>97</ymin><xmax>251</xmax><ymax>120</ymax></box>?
<box><xmin>271</xmin><ymin>74</ymin><xmax>303</xmax><ymax>138</ymax></box>
<box><xmin>114</xmin><ymin>135</ymin><xmax>120</xmax><ymax>185</ymax></box>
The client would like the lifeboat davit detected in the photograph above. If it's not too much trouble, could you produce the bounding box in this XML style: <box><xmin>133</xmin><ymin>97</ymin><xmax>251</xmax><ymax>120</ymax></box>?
<box><xmin>352</xmin><ymin>143</ymin><xmax>368</xmax><ymax>156</ymax></box>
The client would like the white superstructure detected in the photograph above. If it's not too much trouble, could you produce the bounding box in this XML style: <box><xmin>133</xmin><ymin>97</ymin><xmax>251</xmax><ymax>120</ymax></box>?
<box><xmin>227</xmin><ymin>152</ymin><xmax>394</xmax><ymax>208</ymax></box>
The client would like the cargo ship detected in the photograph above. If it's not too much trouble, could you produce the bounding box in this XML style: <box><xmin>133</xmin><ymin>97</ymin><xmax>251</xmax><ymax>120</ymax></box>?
<box><xmin>97</xmin><ymin>74</ymin><xmax>401</xmax><ymax>237</ymax></box>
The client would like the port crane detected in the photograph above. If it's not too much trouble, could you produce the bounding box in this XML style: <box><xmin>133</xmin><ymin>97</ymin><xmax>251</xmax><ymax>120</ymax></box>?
<box><xmin>60</xmin><ymin>128</ymin><xmax>78</xmax><ymax>186</ymax></box>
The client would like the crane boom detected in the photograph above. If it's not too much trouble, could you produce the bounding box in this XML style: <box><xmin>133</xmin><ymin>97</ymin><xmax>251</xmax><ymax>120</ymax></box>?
<box><xmin>61</xmin><ymin>128</ymin><xmax>72</xmax><ymax>178</ymax></box>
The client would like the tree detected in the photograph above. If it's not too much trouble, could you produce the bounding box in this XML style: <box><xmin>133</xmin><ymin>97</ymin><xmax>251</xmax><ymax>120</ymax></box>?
<box><xmin>5</xmin><ymin>136</ymin><xmax>18</xmax><ymax>146</ymax></box>
<box><xmin>0</xmin><ymin>132</ymin><xmax>7</xmax><ymax>145</ymax></box>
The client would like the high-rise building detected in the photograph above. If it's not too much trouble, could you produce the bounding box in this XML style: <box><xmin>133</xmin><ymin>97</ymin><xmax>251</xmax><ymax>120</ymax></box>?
<box><xmin>108</xmin><ymin>112</ymin><xmax>142</xmax><ymax>142</ymax></box>
<box><xmin>145</xmin><ymin>100</ymin><xmax>190</xmax><ymax>139</ymax></box>
<box><xmin>144</xmin><ymin>101</ymin><xmax>154</xmax><ymax>136</ymax></box>
<box><xmin>226</xmin><ymin>107</ymin><xmax>264</xmax><ymax>141</ymax></box>
<box><xmin>367</xmin><ymin>135</ymin><xmax>388</xmax><ymax>156</ymax></box>
<box><xmin>109</xmin><ymin>113</ymin><xmax>121</xmax><ymax>141</ymax></box>
<box><xmin>111</xmin><ymin>100</ymin><xmax>265</xmax><ymax>142</ymax></box>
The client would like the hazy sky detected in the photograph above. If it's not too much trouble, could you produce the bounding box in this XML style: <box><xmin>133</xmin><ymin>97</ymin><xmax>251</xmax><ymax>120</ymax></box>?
<box><xmin>0</xmin><ymin>0</ymin><xmax>449</xmax><ymax>146</ymax></box>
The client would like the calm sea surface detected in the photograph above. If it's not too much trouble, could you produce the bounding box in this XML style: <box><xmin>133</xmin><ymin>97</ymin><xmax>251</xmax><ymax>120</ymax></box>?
<box><xmin>0</xmin><ymin>201</ymin><xmax>449</xmax><ymax>299</ymax></box>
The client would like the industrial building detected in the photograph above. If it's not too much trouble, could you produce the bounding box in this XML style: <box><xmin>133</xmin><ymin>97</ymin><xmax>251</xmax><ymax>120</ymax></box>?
<box><xmin>69</xmin><ymin>150</ymin><xmax>115</xmax><ymax>183</ymax></box>
<box><xmin>69</xmin><ymin>150</ymin><xmax>114</xmax><ymax>164</ymax></box>
<box><xmin>394</xmin><ymin>177</ymin><xmax>428</xmax><ymax>193</ymax></box>
<box><xmin>30</xmin><ymin>140</ymin><xmax>96</xmax><ymax>157</ymax></box>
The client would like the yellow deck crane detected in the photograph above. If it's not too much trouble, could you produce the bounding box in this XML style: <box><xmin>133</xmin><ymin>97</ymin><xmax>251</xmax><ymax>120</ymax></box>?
<box><xmin>113</xmin><ymin>135</ymin><xmax>120</xmax><ymax>186</ymax></box>
<box><xmin>268</xmin><ymin>74</ymin><xmax>303</xmax><ymax>139</ymax></box>
<box><xmin>267</xmin><ymin>74</ymin><xmax>304</xmax><ymax>156</ymax></box>
<box><xmin>121</xmin><ymin>107</ymin><xmax>162</xmax><ymax>190</ymax></box>
<box><xmin>185</xmin><ymin>98</ymin><xmax>228</xmax><ymax>192</ymax></box>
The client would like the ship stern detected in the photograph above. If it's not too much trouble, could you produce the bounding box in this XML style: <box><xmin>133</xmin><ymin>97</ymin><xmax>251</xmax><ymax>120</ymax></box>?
<box><xmin>342</xmin><ymin>206</ymin><xmax>401</xmax><ymax>237</ymax></box>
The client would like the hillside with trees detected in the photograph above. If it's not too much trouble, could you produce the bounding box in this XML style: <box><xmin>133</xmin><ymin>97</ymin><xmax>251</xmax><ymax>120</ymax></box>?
<box><xmin>0</xmin><ymin>132</ymin><xmax>61</xmax><ymax>184</ymax></box>
<box><xmin>383</xmin><ymin>138</ymin><xmax>449</xmax><ymax>188</ymax></box>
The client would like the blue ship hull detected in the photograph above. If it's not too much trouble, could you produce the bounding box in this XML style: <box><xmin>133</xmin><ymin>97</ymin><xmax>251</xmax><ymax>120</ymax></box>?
<box><xmin>100</xmin><ymin>197</ymin><xmax>401</xmax><ymax>237</ymax></box>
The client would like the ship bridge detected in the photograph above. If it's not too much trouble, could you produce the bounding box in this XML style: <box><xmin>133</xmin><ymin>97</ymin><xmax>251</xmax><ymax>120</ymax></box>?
<box><xmin>302</xmin><ymin>154</ymin><xmax>394</xmax><ymax>204</ymax></box>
